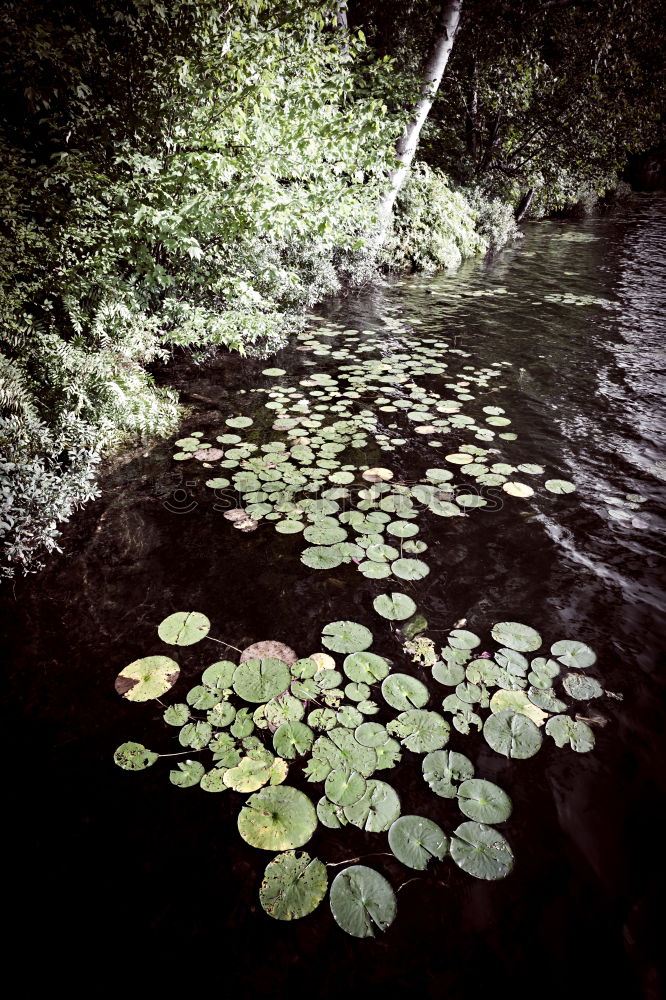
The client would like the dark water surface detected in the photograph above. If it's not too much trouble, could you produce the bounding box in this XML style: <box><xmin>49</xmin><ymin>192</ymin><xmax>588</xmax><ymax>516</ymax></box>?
<box><xmin>3</xmin><ymin>196</ymin><xmax>665</xmax><ymax>996</ymax></box>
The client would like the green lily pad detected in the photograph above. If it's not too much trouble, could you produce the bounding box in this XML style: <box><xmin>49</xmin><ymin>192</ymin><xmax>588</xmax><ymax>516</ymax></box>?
<box><xmin>322</xmin><ymin>621</ymin><xmax>373</xmax><ymax>654</ymax></box>
<box><xmin>317</xmin><ymin>796</ymin><xmax>347</xmax><ymax>828</ymax></box>
<box><xmin>527</xmin><ymin>686</ymin><xmax>567</xmax><ymax>713</ymax></box>
<box><xmin>262</xmin><ymin>368</ymin><xmax>286</xmax><ymax>377</ymax></box>
<box><xmin>387</xmin><ymin>710</ymin><xmax>450</xmax><ymax>753</ymax></box>
<box><xmin>163</xmin><ymin>703</ymin><xmax>189</xmax><ymax>727</ymax></box>
<box><xmin>527</xmin><ymin>658</ymin><xmax>560</xmax><ymax>688</ymax></box>
<box><xmin>200</xmin><ymin>770</ymin><xmax>230</xmax><ymax>793</ymax></box>
<box><xmin>381</xmin><ymin>673</ymin><xmax>429</xmax><ymax>711</ymax></box>
<box><xmin>343</xmin><ymin>651</ymin><xmax>390</xmax><ymax>683</ymax></box>
<box><xmin>273</xmin><ymin>721</ymin><xmax>314</xmax><ymax>759</ymax></box>
<box><xmin>202</xmin><ymin>661</ymin><xmax>236</xmax><ymax>688</ymax></box>
<box><xmin>550</xmin><ymin>640</ymin><xmax>597</xmax><ymax>668</ymax></box>
<box><xmin>325</xmin><ymin>768</ymin><xmax>367</xmax><ymax>806</ymax></box>
<box><xmin>259</xmin><ymin>851</ymin><xmax>328</xmax><ymax>920</ymax></box>
<box><xmin>224</xmin><ymin>755</ymin><xmax>287</xmax><ymax>793</ymax></box>
<box><xmin>233</xmin><ymin>658</ymin><xmax>291</xmax><ymax>703</ymax></box>
<box><xmin>545</xmin><ymin>714</ymin><xmax>596</xmax><ymax>752</ymax></box>
<box><xmin>186</xmin><ymin>684</ymin><xmax>222</xmax><ymax>710</ymax></box>
<box><xmin>450</xmin><ymin>822</ymin><xmax>514</xmax><ymax>880</ymax></box>
<box><xmin>562</xmin><ymin>673</ymin><xmax>603</xmax><ymax>700</ymax></box>
<box><xmin>457</xmin><ymin>779</ymin><xmax>512</xmax><ymax>823</ymax></box>
<box><xmin>301</xmin><ymin>545</ymin><xmax>345</xmax><ymax>569</ymax></box>
<box><xmin>483</xmin><ymin>709</ymin><xmax>542</xmax><ymax>759</ymax></box>
<box><xmin>237</xmin><ymin>785</ymin><xmax>317</xmax><ymax>850</ymax></box>
<box><xmin>169</xmin><ymin>760</ymin><xmax>205</xmax><ymax>788</ymax></box>
<box><xmin>388</xmin><ymin>815</ymin><xmax>448</xmax><ymax>870</ymax></box>
<box><xmin>115</xmin><ymin>656</ymin><xmax>180</xmax><ymax>702</ymax></box>
<box><xmin>307</xmin><ymin>708</ymin><xmax>338</xmax><ymax>731</ymax></box>
<box><xmin>448</xmin><ymin>629</ymin><xmax>480</xmax><ymax>650</ymax></box>
<box><xmin>373</xmin><ymin>592</ymin><xmax>417</xmax><ymax>621</ymax></box>
<box><xmin>422</xmin><ymin>749</ymin><xmax>474</xmax><ymax>798</ymax></box>
<box><xmin>545</xmin><ymin>479</ymin><xmax>576</xmax><ymax>494</ymax></box>
<box><xmin>158</xmin><ymin>611</ymin><xmax>211</xmax><ymax>646</ymax></box>
<box><xmin>179</xmin><ymin>721</ymin><xmax>213</xmax><ymax>750</ymax></box>
<box><xmin>391</xmin><ymin>558</ymin><xmax>430</xmax><ymax>580</ymax></box>
<box><xmin>355</xmin><ymin>722</ymin><xmax>389</xmax><ymax>747</ymax></box>
<box><xmin>490</xmin><ymin>621</ymin><xmax>542</xmax><ymax>652</ymax></box>
<box><xmin>489</xmin><ymin>689</ymin><xmax>548</xmax><ymax>726</ymax></box>
<box><xmin>343</xmin><ymin>779</ymin><xmax>401</xmax><ymax>832</ymax></box>
<box><xmin>432</xmin><ymin>660</ymin><xmax>465</xmax><ymax>686</ymax></box>
<box><xmin>329</xmin><ymin>865</ymin><xmax>397</xmax><ymax>938</ymax></box>
<box><xmin>113</xmin><ymin>742</ymin><xmax>158</xmax><ymax>771</ymax></box>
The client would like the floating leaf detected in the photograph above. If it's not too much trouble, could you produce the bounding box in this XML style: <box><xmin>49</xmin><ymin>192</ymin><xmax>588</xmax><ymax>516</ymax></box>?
<box><xmin>550</xmin><ymin>640</ymin><xmax>597</xmax><ymax>669</ymax></box>
<box><xmin>355</xmin><ymin>722</ymin><xmax>389</xmax><ymax>747</ymax></box>
<box><xmin>483</xmin><ymin>709</ymin><xmax>542</xmax><ymax>759</ymax></box>
<box><xmin>388</xmin><ymin>815</ymin><xmax>448</xmax><ymax>870</ymax></box>
<box><xmin>233</xmin><ymin>658</ymin><xmax>291</xmax><ymax>703</ymax></box>
<box><xmin>240</xmin><ymin>641</ymin><xmax>298</xmax><ymax>665</ymax></box>
<box><xmin>343</xmin><ymin>651</ymin><xmax>390</xmax><ymax>683</ymax></box>
<box><xmin>387</xmin><ymin>710</ymin><xmax>450</xmax><ymax>753</ymax></box>
<box><xmin>373</xmin><ymin>592</ymin><xmax>417</xmax><ymax>621</ymax></box>
<box><xmin>325</xmin><ymin>768</ymin><xmax>367</xmax><ymax>806</ymax></box>
<box><xmin>322</xmin><ymin>621</ymin><xmax>373</xmax><ymax>654</ymax></box>
<box><xmin>317</xmin><ymin>796</ymin><xmax>347</xmax><ymax>828</ymax></box>
<box><xmin>422</xmin><ymin>750</ymin><xmax>474</xmax><ymax>798</ymax></box>
<box><xmin>545</xmin><ymin>714</ymin><xmax>596</xmax><ymax>752</ymax></box>
<box><xmin>237</xmin><ymin>786</ymin><xmax>317</xmax><ymax>850</ymax></box>
<box><xmin>457</xmin><ymin>779</ymin><xmax>512</xmax><ymax>823</ymax></box>
<box><xmin>450</xmin><ymin>822</ymin><xmax>514</xmax><ymax>880</ymax></box>
<box><xmin>301</xmin><ymin>545</ymin><xmax>345</xmax><ymax>569</ymax></box>
<box><xmin>113</xmin><ymin>742</ymin><xmax>158</xmax><ymax>771</ymax></box>
<box><xmin>200</xmin><ymin>770</ymin><xmax>229</xmax><ymax>792</ymax></box>
<box><xmin>202</xmin><ymin>661</ymin><xmax>236</xmax><ymax>688</ymax></box>
<box><xmin>448</xmin><ymin>629</ymin><xmax>480</xmax><ymax>650</ymax></box>
<box><xmin>489</xmin><ymin>689</ymin><xmax>548</xmax><ymax>726</ymax></box>
<box><xmin>490</xmin><ymin>621</ymin><xmax>542</xmax><ymax>652</ymax></box>
<box><xmin>528</xmin><ymin>686</ymin><xmax>567</xmax><ymax>713</ymax></box>
<box><xmin>381</xmin><ymin>674</ymin><xmax>429</xmax><ymax>711</ymax></box>
<box><xmin>343</xmin><ymin>779</ymin><xmax>401</xmax><ymax>832</ymax></box>
<box><xmin>502</xmin><ymin>482</ymin><xmax>534</xmax><ymax>498</ymax></box>
<box><xmin>329</xmin><ymin>866</ymin><xmax>396</xmax><ymax>938</ymax></box>
<box><xmin>273</xmin><ymin>721</ymin><xmax>314</xmax><ymax>759</ymax></box>
<box><xmin>391</xmin><ymin>558</ymin><xmax>430</xmax><ymax>580</ymax></box>
<box><xmin>158</xmin><ymin>611</ymin><xmax>210</xmax><ymax>646</ymax></box>
<box><xmin>259</xmin><ymin>851</ymin><xmax>328</xmax><ymax>921</ymax></box>
<box><xmin>163</xmin><ymin>703</ymin><xmax>189</xmax><ymax>727</ymax></box>
<box><xmin>179</xmin><ymin>721</ymin><xmax>212</xmax><ymax>750</ymax></box>
<box><xmin>562</xmin><ymin>673</ymin><xmax>603</xmax><ymax>700</ymax></box>
<box><xmin>115</xmin><ymin>655</ymin><xmax>180</xmax><ymax>702</ymax></box>
<box><xmin>545</xmin><ymin>479</ymin><xmax>576</xmax><ymax>494</ymax></box>
<box><xmin>169</xmin><ymin>760</ymin><xmax>205</xmax><ymax>788</ymax></box>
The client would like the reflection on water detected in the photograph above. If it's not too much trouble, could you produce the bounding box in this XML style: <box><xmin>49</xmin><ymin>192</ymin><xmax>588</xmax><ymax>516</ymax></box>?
<box><xmin>2</xmin><ymin>195</ymin><xmax>664</xmax><ymax>996</ymax></box>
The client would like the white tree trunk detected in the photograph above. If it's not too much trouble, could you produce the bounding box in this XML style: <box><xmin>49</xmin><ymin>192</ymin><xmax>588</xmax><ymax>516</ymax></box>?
<box><xmin>377</xmin><ymin>0</ymin><xmax>463</xmax><ymax>227</ymax></box>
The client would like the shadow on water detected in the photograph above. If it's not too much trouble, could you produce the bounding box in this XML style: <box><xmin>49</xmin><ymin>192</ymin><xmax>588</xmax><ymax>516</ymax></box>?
<box><xmin>2</xmin><ymin>196</ymin><xmax>664</xmax><ymax>996</ymax></box>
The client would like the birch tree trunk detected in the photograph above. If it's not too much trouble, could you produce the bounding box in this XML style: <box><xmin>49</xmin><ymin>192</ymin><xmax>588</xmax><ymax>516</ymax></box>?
<box><xmin>377</xmin><ymin>0</ymin><xmax>463</xmax><ymax>227</ymax></box>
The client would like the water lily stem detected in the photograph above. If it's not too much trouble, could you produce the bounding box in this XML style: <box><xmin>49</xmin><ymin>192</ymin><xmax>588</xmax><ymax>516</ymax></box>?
<box><xmin>207</xmin><ymin>635</ymin><xmax>243</xmax><ymax>654</ymax></box>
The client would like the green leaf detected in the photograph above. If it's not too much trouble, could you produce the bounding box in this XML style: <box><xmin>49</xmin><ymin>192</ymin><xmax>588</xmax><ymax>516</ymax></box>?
<box><xmin>490</xmin><ymin>621</ymin><xmax>542</xmax><ymax>652</ymax></box>
<box><xmin>343</xmin><ymin>651</ymin><xmax>390</xmax><ymax>683</ymax></box>
<box><xmin>113</xmin><ymin>742</ymin><xmax>158</xmax><ymax>771</ymax></box>
<box><xmin>115</xmin><ymin>655</ymin><xmax>180</xmax><ymax>702</ymax></box>
<box><xmin>562</xmin><ymin>673</ymin><xmax>603</xmax><ymax>700</ymax></box>
<box><xmin>483</xmin><ymin>709</ymin><xmax>542</xmax><ymax>759</ymax></box>
<box><xmin>158</xmin><ymin>611</ymin><xmax>210</xmax><ymax>646</ymax></box>
<box><xmin>545</xmin><ymin>714</ymin><xmax>595</xmax><ymax>752</ymax></box>
<box><xmin>422</xmin><ymin>749</ymin><xmax>474</xmax><ymax>798</ymax></box>
<box><xmin>457</xmin><ymin>779</ymin><xmax>512</xmax><ymax>823</ymax></box>
<box><xmin>381</xmin><ymin>673</ymin><xmax>429</xmax><ymax>711</ymax></box>
<box><xmin>450</xmin><ymin>822</ymin><xmax>514</xmax><ymax>880</ymax></box>
<box><xmin>237</xmin><ymin>786</ymin><xmax>317</xmax><ymax>850</ymax></box>
<box><xmin>550</xmin><ymin>640</ymin><xmax>597</xmax><ymax>668</ymax></box>
<box><xmin>322</xmin><ymin>620</ymin><xmax>373</xmax><ymax>653</ymax></box>
<box><xmin>387</xmin><ymin>710</ymin><xmax>450</xmax><ymax>753</ymax></box>
<box><xmin>233</xmin><ymin>657</ymin><xmax>291</xmax><ymax>703</ymax></box>
<box><xmin>169</xmin><ymin>760</ymin><xmax>205</xmax><ymax>788</ymax></box>
<box><xmin>329</xmin><ymin>865</ymin><xmax>396</xmax><ymax>938</ymax></box>
<box><xmin>325</xmin><ymin>768</ymin><xmax>367</xmax><ymax>806</ymax></box>
<box><xmin>545</xmin><ymin>479</ymin><xmax>576</xmax><ymax>494</ymax></box>
<box><xmin>373</xmin><ymin>592</ymin><xmax>417</xmax><ymax>621</ymax></box>
<box><xmin>163</xmin><ymin>703</ymin><xmax>189</xmax><ymax>726</ymax></box>
<box><xmin>259</xmin><ymin>851</ymin><xmax>328</xmax><ymax>921</ymax></box>
<box><xmin>343</xmin><ymin>779</ymin><xmax>400</xmax><ymax>831</ymax></box>
<box><xmin>273</xmin><ymin>721</ymin><xmax>314</xmax><ymax>759</ymax></box>
<box><xmin>388</xmin><ymin>815</ymin><xmax>448</xmax><ymax>869</ymax></box>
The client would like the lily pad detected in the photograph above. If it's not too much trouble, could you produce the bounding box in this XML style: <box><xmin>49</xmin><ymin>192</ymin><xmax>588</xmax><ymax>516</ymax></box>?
<box><xmin>343</xmin><ymin>779</ymin><xmax>401</xmax><ymax>832</ymax></box>
<box><xmin>158</xmin><ymin>611</ymin><xmax>210</xmax><ymax>646</ymax></box>
<box><xmin>233</xmin><ymin>658</ymin><xmax>291</xmax><ymax>703</ymax></box>
<box><xmin>483</xmin><ymin>709</ymin><xmax>542</xmax><ymax>759</ymax></box>
<box><xmin>259</xmin><ymin>851</ymin><xmax>328</xmax><ymax>921</ymax></box>
<box><xmin>562</xmin><ymin>673</ymin><xmax>603</xmax><ymax>700</ymax></box>
<box><xmin>322</xmin><ymin>621</ymin><xmax>373</xmax><ymax>654</ymax></box>
<box><xmin>489</xmin><ymin>689</ymin><xmax>548</xmax><ymax>726</ymax></box>
<box><xmin>373</xmin><ymin>592</ymin><xmax>417</xmax><ymax>621</ymax></box>
<box><xmin>450</xmin><ymin>822</ymin><xmax>514</xmax><ymax>880</ymax></box>
<box><xmin>381</xmin><ymin>673</ymin><xmax>429</xmax><ymax>711</ymax></box>
<box><xmin>240</xmin><ymin>641</ymin><xmax>298</xmax><ymax>665</ymax></box>
<box><xmin>343</xmin><ymin>651</ymin><xmax>390</xmax><ymax>683</ymax></box>
<box><xmin>325</xmin><ymin>768</ymin><xmax>367</xmax><ymax>806</ymax></box>
<box><xmin>545</xmin><ymin>479</ymin><xmax>576</xmax><ymax>494</ymax></box>
<box><xmin>237</xmin><ymin>785</ymin><xmax>317</xmax><ymax>850</ymax></box>
<box><xmin>115</xmin><ymin>655</ymin><xmax>180</xmax><ymax>702</ymax></box>
<box><xmin>329</xmin><ymin>865</ymin><xmax>397</xmax><ymax>938</ymax></box>
<box><xmin>545</xmin><ymin>714</ymin><xmax>596</xmax><ymax>752</ymax></box>
<box><xmin>490</xmin><ymin>621</ymin><xmax>542</xmax><ymax>652</ymax></box>
<box><xmin>422</xmin><ymin>749</ymin><xmax>474</xmax><ymax>798</ymax></box>
<box><xmin>273</xmin><ymin>721</ymin><xmax>314</xmax><ymax>759</ymax></box>
<box><xmin>169</xmin><ymin>760</ymin><xmax>205</xmax><ymax>788</ymax></box>
<box><xmin>113</xmin><ymin>742</ymin><xmax>158</xmax><ymax>771</ymax></box>
<box><xmin>550</xmin><ymin>639</ymin><xmax>597</xmax><ymax>668</ymax></box>
<box><xmin>457</xmin><ymin>779</ymin><xmax>512</xmax><ymax>823</ymax></box>
<box><xmin>387</xmin><ymin>710</ymin><xmax>450</xmax><ymax>753</ymax></box>
<box><xmin>388</xmin><ymin>815</ymin><xmax>448</xmax><ymax>870</ymax></box>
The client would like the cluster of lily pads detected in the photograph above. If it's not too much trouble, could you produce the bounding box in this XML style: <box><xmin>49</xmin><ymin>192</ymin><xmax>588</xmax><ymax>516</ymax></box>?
<box><xmin>114</xmin><ymin>606</ymin><xmax>605</xmax><ymax>937</ymax></box>
<box><xmin>168</xmin><ymin>317</ymin><xmax>578</xmax><ymax>570</ymax></box>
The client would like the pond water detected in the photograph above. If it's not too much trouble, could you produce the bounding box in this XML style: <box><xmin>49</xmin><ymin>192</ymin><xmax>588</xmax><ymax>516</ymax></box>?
<box><xmin>3</xmin><ymin>195</ymin><xmax>664</xmax><ymax>995</ymax></box>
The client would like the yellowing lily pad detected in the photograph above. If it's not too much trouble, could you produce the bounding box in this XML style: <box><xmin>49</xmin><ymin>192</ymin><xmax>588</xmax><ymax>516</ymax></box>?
<box><xmin>115</xmin><ymin>655</ymin><xmax>180</xmax><ymax>702</ymax></box>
